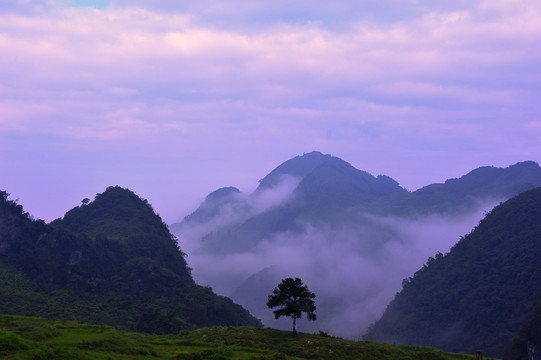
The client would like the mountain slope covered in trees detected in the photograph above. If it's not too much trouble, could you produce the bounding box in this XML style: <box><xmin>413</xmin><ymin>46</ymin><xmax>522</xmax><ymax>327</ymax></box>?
<box><xmin>172</xmin><ymin>152</ymin><xmax>541</xmax><ymax>254</ymax></box>
<box><xmin>364</xmin><ymin>187</ymin><xmax>541</xmax><ymax>357</ymax></box>
<box><xmin>169</xmin><ymin>151</ymin><xmax>541</xmax><ymax>338</ymax></box>
<box><xmin>0</xmin><ymin>187</ymin><xmax>261</xmax><ymax>333</ymax></box>
<box><xmin>504</xmin><ymin>300</ymin><xmax>541</xmax><ymax>360</ymax></box>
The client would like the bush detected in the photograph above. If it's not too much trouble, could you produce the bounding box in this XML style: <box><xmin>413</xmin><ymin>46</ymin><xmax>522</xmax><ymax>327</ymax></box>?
<box><xmin>0</xmin><ymin>329</ymin><xmax>29</xmax><ymax>351</ymax></box>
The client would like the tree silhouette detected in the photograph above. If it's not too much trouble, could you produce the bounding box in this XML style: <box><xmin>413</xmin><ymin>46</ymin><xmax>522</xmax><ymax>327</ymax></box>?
<box><xmin>267</xmin><ymin>277</ymin><xmax>316</xmax><ymax>334</ymax></box>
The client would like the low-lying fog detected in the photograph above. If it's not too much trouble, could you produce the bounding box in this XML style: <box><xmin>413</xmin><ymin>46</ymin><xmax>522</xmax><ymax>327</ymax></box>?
<box><xmin>172</xmin><ymin>176</ymin><xmax>497</xmax><ymax>339</ymax></box>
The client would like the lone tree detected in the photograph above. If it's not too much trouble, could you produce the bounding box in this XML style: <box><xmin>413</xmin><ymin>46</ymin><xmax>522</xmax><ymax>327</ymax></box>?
<box><xmin>267</xmin><ymin>277</ymin><xmax>316</xmax><ymax>334</ymax></box>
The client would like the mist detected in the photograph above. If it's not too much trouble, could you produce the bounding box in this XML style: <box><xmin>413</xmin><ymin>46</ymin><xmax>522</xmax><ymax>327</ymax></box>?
<box><xmin>176</xmin><ymin>174</ymin><xmax>301</xmax><ymax>249</ymax></box>
<box><xmin>172</xmin><ymin>178</ymin><xmax>498</xmax><ymax>339</ymax></box>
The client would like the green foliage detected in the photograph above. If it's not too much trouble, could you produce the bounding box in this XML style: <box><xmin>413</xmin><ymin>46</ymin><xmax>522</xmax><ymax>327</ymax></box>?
<box><xmin>0</xmin><ymin>329</ymin><xmax>29</xmax><ymax>351</ymax></box>
<box><xmin>267</xmin><ymin>278</ymin><xmax>316</xmax><ymax>334</ymax></box>
<box><xmin>0</xmin><ymin>315</ymin><xmax>499</xmax><ymax>360</ymax></box>
<box><xmin>175</xmin><ymin>348</ymin><xmax>231</xmax><ymax>360</ymax></box>
<box><xmin>76</xmin><ymin>332</ymin><xmax>157</xmax><ymax>355</ymax></box>
<box><xmin>365</xmin><ymin>188</ymin><xmax>541</xmax><ymax>358</ymax></box>
<box><xmin>0</xmin><ymin>185</ymin><xmax>261</xmax><ymax>335</ymax></box>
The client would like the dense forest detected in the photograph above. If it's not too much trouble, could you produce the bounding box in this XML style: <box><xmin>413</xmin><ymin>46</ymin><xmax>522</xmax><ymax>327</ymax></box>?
<box><xmin>0</xmin><ymin>186</ymin><xmax>261</xmax><ymax>334</ymax></box>
<box><xmin>504</xmin><ymin>300</ymin><xmax>541</xmax><ymax>360</ymax></box>
<box><xmin>365</xmin><ymin>187</ymin><xmax>541</xmax><ymax>357</ymax></box>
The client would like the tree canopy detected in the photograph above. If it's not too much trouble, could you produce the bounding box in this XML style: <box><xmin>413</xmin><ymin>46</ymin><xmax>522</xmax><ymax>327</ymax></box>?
<box><xmin>365</xmin><ymin>187</ymin><xmax>541</xmax><ymax>357</ymax></box>
<box><xmin>267</xmin><ymin>277</ymin><xmax>316</xmax><ymax>334</ymax></box>
<box><xmin>0</xmin><ymin>186</ymin><xmax>262</xmax><ymax>333</ymax></box>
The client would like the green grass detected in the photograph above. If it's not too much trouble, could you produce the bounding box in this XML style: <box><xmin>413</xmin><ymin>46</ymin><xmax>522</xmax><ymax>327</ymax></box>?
<box><xmin>0</xmin><ymin>314</ymin><xmax>500</xmax><ymax>360</ymax></box>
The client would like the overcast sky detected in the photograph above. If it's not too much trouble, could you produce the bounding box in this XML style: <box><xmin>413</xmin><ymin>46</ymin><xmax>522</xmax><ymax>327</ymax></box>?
<box><xmin>1</xmin><ymin>0</ymin><xmax>540</xmax><ymax>223</ymax></box>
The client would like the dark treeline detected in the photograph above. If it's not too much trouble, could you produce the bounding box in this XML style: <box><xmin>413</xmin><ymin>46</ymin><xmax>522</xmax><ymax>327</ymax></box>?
<box><xmin>365</xmin><ymin>188</ymin><xmax>541</xmax><ymax>358</ymax></box>
<box><xmin>0</xmin><ymin>186</ymin><xmax>261</xmax><ymax>334</ymax></box>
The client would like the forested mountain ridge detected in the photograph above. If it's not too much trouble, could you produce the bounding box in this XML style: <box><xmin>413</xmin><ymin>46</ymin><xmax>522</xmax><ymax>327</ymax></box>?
<box><xmin>256</xmin><ymin>151</ymin><xmax>333</xmax><ymax>190</ymax></box>
<box><xmin>364</xmin><ymin>187</ymin><xmax>541</xmax><ymax>358</ymax></box>
<box><xmin>291</xmin><ymin>153</ymin><xmax>407</xmax><ymax>211</ymax></box>
<box><xmin>171</xmin><ymin>151</ymin><xmax>410</xmax><ymax>249</ymax></box>
<box><xmin>173</xmin><ymin>152</ymin><xmax>541</xmax><ymax>248</ymax></box>
<box><xmin>392</xmin><ymin>160</ymin><xmax>541</xmax><ymax>215</ymax></box>
<box><xmin>51</xmin><ymin>186</ymin><xmax>192</xmax><ymax>281</ymax></box>
<box><xmin>169</xmin><ymin>152</ymin><xmax>541</xmax><ymax>338</ymax></box>
<box><xmin>0</xmin><ymin>187</ymin><xmax>261</xmax><ymax>333</ymax></box>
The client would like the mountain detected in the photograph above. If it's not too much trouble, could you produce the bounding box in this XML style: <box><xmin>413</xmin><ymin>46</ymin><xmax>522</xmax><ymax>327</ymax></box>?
<box><xmin>173</xmin><ymin>152</ymin><xmax>541</xmax><ymax>254</ymax></box>
<box><xmin>172</xmin><ymin>151</ymin><xmax>410</xmax><ymax>253</ymax></box>
<box><xmin>0</xmin><ymin>186</ymin><xmax>261</xmax><ymax>333</ymax></box>
<box><xmin>391</xmin><ymin>160</ymin><xmax>541</xmax><ymax>215</ymax></box>
<box><xmin>256</xmin><ymin>151</ymin><xmax>333</xmax><ymax>190</ymax></box>
<box><xmin>291</xmin><ymin>153</ymin><xmax>407</xmax><ymax>211</ymax></box>
<box><xmin>364</xmin><ymin>187</ymin><xmax>541</xmax><ymax>357</ymax></box>
<box><xmin>169</xmin><ymin>151</ymin><xmax>541</xmax><ymax>339</ymax></box>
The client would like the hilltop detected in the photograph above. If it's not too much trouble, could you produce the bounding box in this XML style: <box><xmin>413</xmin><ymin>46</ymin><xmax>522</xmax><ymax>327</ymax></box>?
<box><xmin>0</xmin><ymin>186</ymin><xmax>261</xmax><ymax>333</ymax></box>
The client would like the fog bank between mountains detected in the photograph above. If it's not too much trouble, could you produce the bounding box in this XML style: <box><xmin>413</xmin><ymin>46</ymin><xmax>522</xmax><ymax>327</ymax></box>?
<box><xmin>172</xmin><ymin>176</ymin><xmax>498</xmax><ymax>338</ymax></box>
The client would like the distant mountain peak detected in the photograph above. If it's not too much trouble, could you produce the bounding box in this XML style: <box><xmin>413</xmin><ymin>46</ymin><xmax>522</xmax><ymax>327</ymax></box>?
<box><xmin>205</xmin><ymin>187</ymin><xmax>241</xmax><ymax>202</ymax></box>
<box><xmin>257</xmin><ymin>151</ymin><xmax>333</xmax><ymax>190</ymax></box>
<box><xmin>95</xmin><ymin>185</ymin><xmax>147</xmax><ymax>204</ymax></box>
<box><xmin>183</xmin><ymin>186</ymin><xmax>244</xmax><ymax>223</ymax></box>
<box><xmin>510</xmin><ymin>160</ymin><xmax>539</xmax><ymax>168</ymax></box>
<box><xmin>0</xmin><ymin>185</ymin><xmax>262</xmax><ymax>333</ymax></box>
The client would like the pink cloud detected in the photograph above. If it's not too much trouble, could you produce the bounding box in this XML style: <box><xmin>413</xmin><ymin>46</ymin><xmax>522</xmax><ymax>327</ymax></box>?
<box><xmin>0</xmin><ymin>1</ymin><xmax>540</xmax><ymax>221</ymax></box>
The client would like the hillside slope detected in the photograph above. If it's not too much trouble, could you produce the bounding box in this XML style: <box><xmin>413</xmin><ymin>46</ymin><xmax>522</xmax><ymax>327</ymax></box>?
<box><xmin>170</xmin><ymin>152</ymin><xmax>541</xmax><ymax>338</ymax></box>
<box><xmin>364</xmin><ymin>187</ymin><xmax>541</xmax><ymax>357</ymax></box>
<box><xmin>0</xmin><ymin>187</ymin><xmax>261</xmax><ymax>333</ymax></box>
<box><xmin>173</xmin><ymin>152</ymin><xmax>541</xmax><ymax>254</ymax></box>
<box><xmin>503</xmin><ymin>300</ymin><xmax>541</xmax><ymax>360</ymax></box>
<box><xmin>173</xmin><ymin>151</ymin><xmax>409</xmax><ymax>254</ymax></box>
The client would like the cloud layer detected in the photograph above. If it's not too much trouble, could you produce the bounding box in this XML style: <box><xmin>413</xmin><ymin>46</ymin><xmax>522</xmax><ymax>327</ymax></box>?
<box><xmin>1</xmin><ymin>0</ymin><xmax>540</xmax><ymax>222</ymax></box>
<box><xmin>178</xmin><ymin>199</ymin><xmax>495</xmax><ymax>338</ymax></box>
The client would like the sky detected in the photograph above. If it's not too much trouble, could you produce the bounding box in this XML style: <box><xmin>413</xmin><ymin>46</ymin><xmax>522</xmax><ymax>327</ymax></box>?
<box><xmin>1</xmin><ymin>0</ymin><xmax>540</xmax><ymax>223</ymax></box>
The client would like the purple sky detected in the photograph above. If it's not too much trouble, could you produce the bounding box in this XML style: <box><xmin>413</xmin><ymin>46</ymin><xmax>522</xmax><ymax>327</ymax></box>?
<box><xmin>1</xmin><ymin>0</ymin><xmax>540</xmax><ymax>223</ymax></box>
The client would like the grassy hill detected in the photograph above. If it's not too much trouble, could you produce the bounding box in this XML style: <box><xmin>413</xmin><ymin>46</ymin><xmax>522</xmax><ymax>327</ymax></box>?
<box><xmin>0</xmin><ymin>314</ymin><xmax>497</xmax><ymax>360</ymax></box>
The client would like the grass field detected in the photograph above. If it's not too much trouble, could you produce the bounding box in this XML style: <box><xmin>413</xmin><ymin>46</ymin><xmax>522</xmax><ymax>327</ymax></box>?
<box><xmin>0</xmin><ymin>314</ymin><xmax>498</xmax><ymax>359</ymax></box>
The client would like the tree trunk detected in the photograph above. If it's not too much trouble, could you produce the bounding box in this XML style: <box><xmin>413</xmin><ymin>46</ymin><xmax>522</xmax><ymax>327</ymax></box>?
<box><xmin>293</xmin><ymin>316</ymin><xmax>297</xmax><ymax>335</ymax></box>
